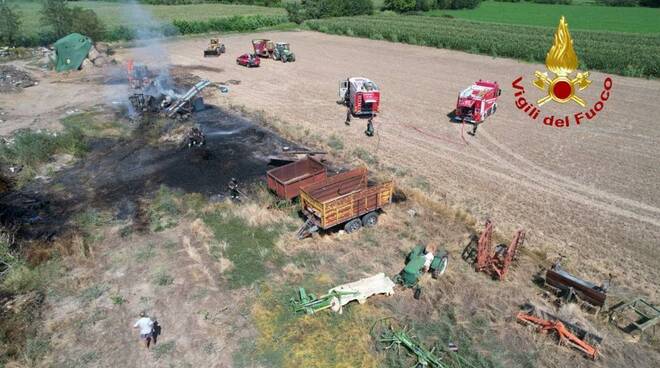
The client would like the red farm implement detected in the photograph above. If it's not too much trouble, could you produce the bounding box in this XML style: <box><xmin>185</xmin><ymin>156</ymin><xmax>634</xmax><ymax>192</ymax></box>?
<box><xmin>462</xmin><ymin>219</ymin><xmax>525</xmax><ymax>280</ymax></box>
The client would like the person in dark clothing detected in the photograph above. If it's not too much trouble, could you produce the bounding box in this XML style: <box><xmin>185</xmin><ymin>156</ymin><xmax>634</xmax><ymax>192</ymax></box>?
<box><xmin>365</xmin><ymin>116</ymin><xmax>374</xmax><ymax>137</ymax></box>
<box><xmin>151</xmin><ymin>319</ymin><xmax>161</xmax><ymax>345</ymax></box>
<box><xmin>187</xmin><ymin>127</ymin><xmax>205</xmax><ymax>147</ymax></box>
<box><xmin>228</xmin><ymin>178</ymin><xmax>240</xmax><ymax>200</ymax></box>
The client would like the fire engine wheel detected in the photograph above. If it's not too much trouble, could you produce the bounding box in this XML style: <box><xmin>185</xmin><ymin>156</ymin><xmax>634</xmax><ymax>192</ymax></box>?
<box><xmin>432</xmin><ymin>255</ymin><xmax>449</xmax><ymax>279</ymax></box>
<box><xmin>344</xmin><ymin>218</ymin><xmax>362</xmax><ymax>233</ymax></box>
<box><xmin>362</xmin><ymin>212</ymin><xmax>378</xmax><ymax>227</ymax></box>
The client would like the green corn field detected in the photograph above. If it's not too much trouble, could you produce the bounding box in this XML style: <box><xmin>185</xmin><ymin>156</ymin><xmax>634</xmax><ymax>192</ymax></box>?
<box><xmin>306</xmin><ymin>15</ymin><xmax>660</xmax><ymax>78</ymax></box>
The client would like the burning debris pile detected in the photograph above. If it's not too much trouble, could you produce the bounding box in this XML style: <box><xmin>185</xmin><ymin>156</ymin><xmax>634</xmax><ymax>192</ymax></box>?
<box><xmin>0</xmin><ymin>65</ymin><xmax>37</xmax><ymax>93</ymax></box>
<box><xmin>126</xmin><ymin>62</ymin><xmax>210</xmax><ymax>119</ymax></box>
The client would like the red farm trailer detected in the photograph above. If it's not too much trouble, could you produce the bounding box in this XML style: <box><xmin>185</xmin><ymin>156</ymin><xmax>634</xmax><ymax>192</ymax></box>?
<box><xmin>338</xmin><ymin>77</ymin><xmax>380</xmax><ymax>116</ymax></box>
<box><xmin>267</xmin><ymin>156</ymin><xmax>328</xmax><ymax>200</ymax></box>
<box><xmin>455</xmin><ymin>80</ymin><xmax>501</xmax><ymax>124</ymax></box>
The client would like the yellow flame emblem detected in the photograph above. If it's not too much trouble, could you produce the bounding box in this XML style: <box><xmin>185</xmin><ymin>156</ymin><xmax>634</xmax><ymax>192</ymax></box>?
<box><xmin>534</xmin><ymin>17</ymin><xmax>591</xmax><ymax>107</ymax></box>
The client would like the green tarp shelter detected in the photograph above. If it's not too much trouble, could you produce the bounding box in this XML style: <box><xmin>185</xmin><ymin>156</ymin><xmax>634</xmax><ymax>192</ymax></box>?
<box><xmin>52</xmin><ymin>33</ymin><xmax>92</xmax><ymax>72</ymax></box>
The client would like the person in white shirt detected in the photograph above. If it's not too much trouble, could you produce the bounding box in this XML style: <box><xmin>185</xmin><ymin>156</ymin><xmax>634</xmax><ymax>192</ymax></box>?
<box><xmin>134</xmin><ymin>312</ymin><xmax>155</xmax><ymax>349</ymax></box>
<box><xmin>423</xmin><ymin>243</ymin><xmax>436</xmax><ymax>272</ymax></box>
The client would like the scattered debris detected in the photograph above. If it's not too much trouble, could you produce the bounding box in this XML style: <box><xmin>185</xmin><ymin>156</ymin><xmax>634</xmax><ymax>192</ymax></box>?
<box><xmin>296</xmin><ymin>167</ymin><xmax>393</xmax><ymax>239</ymax></box>
<box><xmin>393</xmin><ymin>244</ymin><xmax>449</xmax><ymax>299</ymax></box>
<box><xmin>608</xmin><ymin>297</ymin><xmax>660</xmax><ymax>339</ymax></box>
<box><xmin>516</xmin><ymin>303</ymin><xmax>602</xmax><ymax>360</ymax></box>
<box><xmin>165</xmin><ymin>79</ymin><xmax>211</xmax><ymax>117</ymax></box>
<box><xmin>461</xmin><ymin>219</ymin><xmax>525</xmax><ymax>280</ymax></box>
<box><xmin>267</xmin><ymin>156</ymin><xmax>327</xmax><ymax>200</ymax></box>
<box><xmin>0</xmin><ymin>65</ymin><xmax>37</xmax><ymax>93</ymax></box>
<box><xmin>290</xmin><ymin>273</ymin><xmax>394</xmax><ymax>315</ymax></box>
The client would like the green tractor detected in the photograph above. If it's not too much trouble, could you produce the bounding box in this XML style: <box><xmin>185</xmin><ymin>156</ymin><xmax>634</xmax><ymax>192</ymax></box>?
<box><xmin>394</xmin><ymin>245</ymin><xmax>449</xmax><ymax>300</ymax></box>
<box><xmin>272</xmin><ymin>42</ymin><xmax>295</xmax><ymax>63</ymax></box>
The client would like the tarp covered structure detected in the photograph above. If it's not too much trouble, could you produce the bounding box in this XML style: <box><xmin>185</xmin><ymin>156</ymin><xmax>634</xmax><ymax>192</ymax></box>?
<box><xmin>52</xmin><ymin>33</ymin><xmax>92</xmax><ymax>72</ymax></box>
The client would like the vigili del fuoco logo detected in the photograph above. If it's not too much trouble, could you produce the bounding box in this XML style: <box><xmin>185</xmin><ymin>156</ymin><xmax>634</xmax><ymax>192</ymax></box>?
<box><xmin>511</xmin><ymin>16</ymin><xmax>613</xmax><ymax>128</ymax></box>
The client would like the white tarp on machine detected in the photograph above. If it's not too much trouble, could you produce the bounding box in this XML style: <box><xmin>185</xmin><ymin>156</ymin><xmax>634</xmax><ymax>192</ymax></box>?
<box><xmin>328</xmin><ymin>273</ymin><xmax>395</xmax><ymax>313</ymax></box>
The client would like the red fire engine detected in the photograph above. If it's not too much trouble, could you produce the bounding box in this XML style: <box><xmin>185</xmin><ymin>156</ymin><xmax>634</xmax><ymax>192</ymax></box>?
<box><xmin>455</xmin><ymin>80</ymin><xmax>501</xmax><ymax>128</ymax></box>
<box><xmin>338</xmin><ymin>77</ymin><xmax>380</xmax><ymax>116</ymax></box>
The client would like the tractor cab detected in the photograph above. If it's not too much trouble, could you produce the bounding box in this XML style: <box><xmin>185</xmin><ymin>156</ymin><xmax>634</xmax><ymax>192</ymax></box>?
<box><xmin>273</xmin><ymin>42</ymin><xmax>295</xmax><ymax>62</ymax></box>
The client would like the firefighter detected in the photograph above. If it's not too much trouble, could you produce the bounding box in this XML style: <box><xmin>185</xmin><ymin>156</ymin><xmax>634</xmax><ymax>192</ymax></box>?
<box><xmin>468</xmin><ymin>122</ymin><xmax>479</xmax><ymax>136</ymax></box>
<box><xmin>345</xmin><ymin>108</ymin><xmax>351</xmax><ymax>125</ymax></box>
<box><xmin>187</xmin><ymin>126</ymin><xmax>205</xmax><ymax>147</ymax></box>
<box><xmin>365</xmin><ymin>116</ymin><xmax>374</xmax><ymax>137</ymax></box>
<box><xmin>228</xmin><ymin>178</ymin><xmax>240</xmax><ymax>200</ymax></box>
<box><xmin>344</xmin><ymin>79</ymin><xmax>351</xmax><ymax>126</ymax></box>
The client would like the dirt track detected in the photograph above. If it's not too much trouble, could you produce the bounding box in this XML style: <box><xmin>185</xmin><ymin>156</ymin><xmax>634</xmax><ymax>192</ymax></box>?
<box><xmin>113</xmin><ymin>31</ymin><xmax>660</xmax><ymax>295</ymax></box>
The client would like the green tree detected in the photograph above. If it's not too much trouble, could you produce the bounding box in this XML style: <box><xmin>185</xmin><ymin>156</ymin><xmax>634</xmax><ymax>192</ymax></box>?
<box><xmin>0</xmin><ymin>2</ymin><xmax>22</xmax><ymax>46</ymax></box>
<box><xmin>41</xmin><ymin>0</ymin><xmax>70</xmax><ymax>38</ymax></box>
<box><xmin>384</xmin><ymin>0</ymin><xmax>417</xmax><ymax>12</ymax></box>
<box><xmin>70</xmin><ymin>7</ymin><xmax>105</xmax><ymax>41</ymax></box>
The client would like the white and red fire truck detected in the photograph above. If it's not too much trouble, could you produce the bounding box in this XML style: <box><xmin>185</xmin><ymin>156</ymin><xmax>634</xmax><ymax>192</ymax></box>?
<box><xmin>454</xmin><ymin>80</ymin><xmax>501</xmax><ymax>124</ymax></box>
<box><xmin>338</xmin><ymin>77</ymin><xmax>380</xmax><ymax>116</ymax></box>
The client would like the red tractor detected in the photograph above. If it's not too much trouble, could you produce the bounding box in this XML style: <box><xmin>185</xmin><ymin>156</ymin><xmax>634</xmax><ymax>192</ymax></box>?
<box><xmin>236</xmin><ymin>53</ymin><xmax>260</xmax><ymax>68</ymax></box>
<box><xmin>454</xmin><ymin>80</ymin><xmax>501</xmax><ymax>136</ymax></box>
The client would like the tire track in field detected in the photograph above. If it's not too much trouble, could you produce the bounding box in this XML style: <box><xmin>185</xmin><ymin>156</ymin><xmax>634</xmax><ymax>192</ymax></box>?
<box><xmin>478</xmin><ymin>129</ymin><xmax>660</xmax><ymax>217</ymax></box>
<box><xmin>378</xmin><ymin>121</ymin><xmax>660</xmax><ymax>228</ymax></box>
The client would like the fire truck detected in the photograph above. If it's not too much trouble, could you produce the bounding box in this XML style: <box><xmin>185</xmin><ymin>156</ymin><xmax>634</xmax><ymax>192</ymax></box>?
<box><xmin>455</xmin><ymin>80</ymin><xmax>501</xmax><ymax>129</ymax></box>
<box><xmin>338</xmin><ymin>77</ymin><xmax>380</xmax><ymax>116</ymax></box>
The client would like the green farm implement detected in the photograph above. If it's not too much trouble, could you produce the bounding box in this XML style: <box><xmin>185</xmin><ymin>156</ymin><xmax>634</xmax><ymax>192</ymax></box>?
<box><xmin>372</xmin><ymin>319</ymin><xmax>446</xmax><ymax>368</ymax></box>
<box><xmin>290</xmin><ymin>273</ymin><xmax>395</xmax><ymax>315</ymax></box>
<box><xmin>290</xmin><ymin>287</ymin><xmax>358</xmax><ymax>315</ymax></box>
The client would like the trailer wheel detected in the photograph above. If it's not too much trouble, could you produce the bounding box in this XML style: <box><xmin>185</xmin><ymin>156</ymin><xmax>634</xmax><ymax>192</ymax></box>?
<box><xmin>432</xmin><ymin>255</ymin><xmax>449</xmax><ymax>279</ymax></box>
<box><xmin>362</xmin><ymin>212</ymin><xmax>378</xmax><ymax>227</ymax></box>
<box><xmin>344</xmin><ymin>218</ymin><xmax>362</xmax><ymax>233</ymax></box>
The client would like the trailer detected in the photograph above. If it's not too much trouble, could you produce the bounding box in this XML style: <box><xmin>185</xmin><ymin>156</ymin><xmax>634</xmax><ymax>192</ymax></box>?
<box><xmin>267</xmin><ymin>156</ymin><xmax>328</xmax><ymax>200</ymax></box>
<box><xmin>297</xmin><ymin>167</ymin><xmax>393</xmax><ymax>238</ymax></box>
<box><xmin>338</xmin><ymin>77</ymin><xmax>380</xmax><ymax>116</ymax></box>
<box><xmin>252</xmin><ymin>39</ymin><xmax>274</xmax><ymax>58</ymax></box>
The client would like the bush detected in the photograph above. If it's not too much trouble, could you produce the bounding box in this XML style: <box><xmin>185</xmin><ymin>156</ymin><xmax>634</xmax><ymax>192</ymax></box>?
<box><xmin>596</xmin><ymin>0</ymin><xmax>638</xmax><ymax>5</ymax></box>
<box><xmin>40</xmin><ymin>0</ymin><xmax>106</xmax><ymax>41</ymax></box>
<box><xmin>172</xmin><ymin>14</ymin><xmax>288</xmax><ymax>34</ymax></box>
<box><xmin>384</xmin><ymin>0</ymin><xmax>417</xmax><ymax>12</ymax></box>
<box><xmin>449</xmin><ymin>0</ymin><xmax>482</xmax><ymax>8</ymax></box>
<box><xmin>0</xmin><ymin>3</ymin><xmax>21</xmax><ymax>47</ymax></box>
<box><xmin>529</xmin><ymin>0</ymin><xmax>572</xmax><ymax>3</ymax></box>
<box><xmin>640</xmin><ymin>0</ymin><xmax>660</xmax><ymax>6</ymax></box>
<box><xmin>286</xmin><ymin>0</ymin><xmax>373</xmax><ymax>23</ymax></box>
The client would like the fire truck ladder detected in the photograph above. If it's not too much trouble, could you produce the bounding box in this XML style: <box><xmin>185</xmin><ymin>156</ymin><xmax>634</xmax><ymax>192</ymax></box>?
<box><xmin>166</xmin><ymin>79</ymin><xmax>211</xmax><ymax>117</ymax></box>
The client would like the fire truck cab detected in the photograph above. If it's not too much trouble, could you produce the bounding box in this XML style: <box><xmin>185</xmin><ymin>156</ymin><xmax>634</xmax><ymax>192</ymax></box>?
<box><xmin>455</xmin><ymin>80</ymin><xmax>501</xmax><ymax>123</ymax></box>
<box><xmin>339</xmin><ymin>77</ymin><xmax>380</xmax><ymax>116</ymax></box>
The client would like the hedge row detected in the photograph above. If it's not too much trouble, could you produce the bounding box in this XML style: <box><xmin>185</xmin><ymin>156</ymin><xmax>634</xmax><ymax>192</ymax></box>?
<box><xmin>305</xmin><ymin>15</ymin><xmax>660</xmax><ymax>78</ymax></box>
<box><xmin>14</xmin><ymin>14</ymin><xmax>289</xmax><ymax>46</ymax></box>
